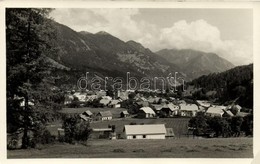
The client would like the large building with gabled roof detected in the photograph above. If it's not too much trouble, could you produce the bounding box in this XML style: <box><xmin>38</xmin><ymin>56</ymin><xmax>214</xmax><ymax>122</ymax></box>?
<box><xmin>123</xmin><ymin>124</ymin><xmax>166</xmax><ymax>139</ymax></box>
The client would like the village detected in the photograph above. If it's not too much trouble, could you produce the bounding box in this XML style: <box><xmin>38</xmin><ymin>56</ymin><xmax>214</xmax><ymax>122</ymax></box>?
<box><xmin>55</xmin><ymin>89</ymin><xmax>251</xmax><ymax>140</ymax></box>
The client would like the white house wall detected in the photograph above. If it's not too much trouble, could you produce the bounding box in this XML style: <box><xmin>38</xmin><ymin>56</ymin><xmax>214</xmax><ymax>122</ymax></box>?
<box><xmin>101</xmin><ymin>116</ymin><xmax>112</xmax><ymax>121</ymax></box>
<box><xmin>126</xmin><ymin>134</ymin><xmax>165</xmax><ymax>139</ymax></box>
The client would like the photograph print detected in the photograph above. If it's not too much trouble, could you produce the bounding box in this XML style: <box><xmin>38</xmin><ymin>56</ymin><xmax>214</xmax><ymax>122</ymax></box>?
<box><xmin>6</xmin><ymin>7</ymin><xmax>253</xmax><ymax>158</ymax></box>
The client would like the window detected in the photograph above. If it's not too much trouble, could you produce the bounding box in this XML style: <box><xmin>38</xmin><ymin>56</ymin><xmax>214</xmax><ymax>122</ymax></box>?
<box><xmin>133</xmin><ymin>135</ymin><xmax>136</xmax><ymax>139</ymax></box>
<box><xmin>143</xmin><ymin>135</ymin><xmax>146</xmax><ymax>138</ymax></box>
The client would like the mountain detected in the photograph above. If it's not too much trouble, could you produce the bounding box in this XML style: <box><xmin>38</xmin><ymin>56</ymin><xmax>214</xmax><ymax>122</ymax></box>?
<box><xmin>48</xmin><ymin>22</ymin><xmax>183</xmax><ymax>88</ymax></box>
<box><xmin>156</xmin><ymin>49</ymin><xmax>235</xmax><ymax>79</ymax></box>
<box><xmin>47</xmin><ymin>21</ymin><xmax>236</xmax><ymax>89</ymax></box>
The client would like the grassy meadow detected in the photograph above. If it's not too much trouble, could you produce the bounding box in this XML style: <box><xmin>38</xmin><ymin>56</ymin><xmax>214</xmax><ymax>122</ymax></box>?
<box><xmin>7</xmin><ymin>137</ymin><xmax>253</xmax><ymax>158</ymax></box>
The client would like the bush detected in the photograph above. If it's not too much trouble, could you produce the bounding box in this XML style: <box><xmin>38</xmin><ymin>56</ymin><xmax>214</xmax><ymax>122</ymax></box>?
<box><xmin>32</xmin><ymin>129</ymin><xmax>55</xmax><ymax>145</ymax></box>
<box><xmin>7</xmin><ymin>136</ymin><xmax>19</xmax><ymax>150</ymax></box>
<box><xmin>113</xmin><ymin>148</ymin><xmax>125</xmax><ymax>153</ymax></box>
<box><xmin>133</xmin><ymin>149</ymin><xmax>145</xmax><ymax>153</ymax></box>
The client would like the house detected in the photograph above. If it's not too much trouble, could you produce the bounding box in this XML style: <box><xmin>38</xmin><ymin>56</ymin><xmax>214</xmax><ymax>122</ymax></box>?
<box><xmin>236</xmin><ymin>112</ymin><xmax>250</xmax><ymax>117</ymax></box>
<box><xmin>117</xmin><ymin>90</ymin><xmax>129</xmax><ymax>100</ymax></box>
<box><xmin>135</xmin><ymin>96</ymin><xmax>147</xmax><ymax>102</ymax></box>
<box><xmin>73</xmin><ymin>92</ymin><xmax>87</xmax><ymax>102</ymax></box>
<box><xmin>96</xmin><ymin>111</ymin><xmax>113</xmax><ymax>121</ymax></box>
<box><xmin>120</xmin><ymin>111</ymin><xmax>130</xmax><ymax>118</ymax></box>
<box><xmin>147</xmin><ymin>97</ymin><xmax>160</xmax><ymax>104</ymax></box>
<box><xmin>86</xmin><ymin>95</ymin><xmax>98</xmax><ymax>102</ymax></box>
<box><xmin>196</xmin><ymin>100</ymin><xmax>211</xmax><ymax>108</ymax></box>
<box><xmin>79</xmin><ymin>110</ymin><xmax>93</xmax><ymax>121</ymax></box>
<box><xmin>96</xmin><ymin>90</ymin><xmax>107</xmax><ymax>98</ymax></box>
<box><xmin>90</xmin><ymin>128</ymin><xmax>113</xmax><ymax>139</ymax></box>
<box><xmin>151</xmin><ymin>103</ymin><xmax>179</xmax><ymax>117</ymax></box>
<box><xmin>138</xmin><ymin>107</ymin><xmax>156</xmax><ymax>118</ymax></box>
<box><xmin>205</xmin><ymin>106</ymin><xmax>226</xmax><ymax>117</ymax></box>
<box><xmin>179</xmin><ymin>104</ymin><xmax>198</xmax><ymax>117</ymax></box>
<box><xmin>19</xmin><ymin>99</ymin><xmax>35</xmax><ymax>107</ymax></box>
<box><xmin>151</xmin><ymin>104</ymin><xmax>164</xmax><ymax>114</ymax></box>
<box><xmin>160</xmin><ymin>103</ymin><xmax>179</xmax><ymax>117</ymax></box>
<box><xmin>99</xmin><ymin>98</ymin><xmax>111</xmax><ymax>106</ymax></box>
<box><xmin>64</xmin><ymin>94</ymin><xmax>74</xmax><ymax>105</ymax></box>
<box><xmin>109</xmin><ymin>100</ymin><xmax>121</xmax><ymax>108</ymax></box>
<box><xmin>123</xmin><ymin>124</ymin><xmax>166</xmax><ymax>139</ymax></box>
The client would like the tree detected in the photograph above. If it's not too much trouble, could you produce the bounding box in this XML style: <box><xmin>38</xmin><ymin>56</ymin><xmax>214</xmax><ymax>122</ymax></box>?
<box><xmin>241</xmin><ymin>114</ymin><xmax>253</xmax><ymax>136</ymax></box>
<box><xmin>62</xmin><ymin>116</ymin><xmax>91</xmax><ymax>143</ymax></box>
<box><xmin>6</xmin><ymin>8</ymin><xmax>57</xmax><ymax>149</ymax></box>
<box><xmin>188</xmin><ymin>114</ymin><xmax>208</xmax><ymax>136</ymax></box>
<box><xmin>69</xmin><ymin>96</ymin><xmax>80</xmax><ymax>108</ymax></box>
<box><xmin>230</xmin><ymin>116</ymin><xmax>243</xmax><ymax>137</ymax></box>
<box><xmin>106</xmin><ymin>88</ymin><xmax>114</xmax><ymax>98</ymax></box>
<box><xmin>128</xmin><ymin>92</ymin><xmax>136</xmax><ymax>100</ymax></box>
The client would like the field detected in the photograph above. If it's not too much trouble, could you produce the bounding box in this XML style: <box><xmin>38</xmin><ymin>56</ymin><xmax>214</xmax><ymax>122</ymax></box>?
<box><xmin>10</xmin><ymin>107</ymin><xmax>252</xmax><ymax>158</ymax></box>
<box><xmin>50</xmin><ymin>107</ymin><xmax>191</xmax><ymax>137</ymax></box>
<box><xmin>7</xmin><ymin>137</ymin><xmax>253</xmax><ymax>158</ymax></box>
<box><xmin>46</xmin><ymin>117</ymin><xmax>190</xmax><ymax>138</ymax></box>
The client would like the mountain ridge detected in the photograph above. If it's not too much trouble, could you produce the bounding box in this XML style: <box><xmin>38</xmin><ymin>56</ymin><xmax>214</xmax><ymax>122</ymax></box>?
<box><xmin>47</xmin><ymin>21</ymin><xmax>235</xmax><ymax>88</ymax></box>
<box><xmin>156</xmin><ymin>48</ymin><xmax>235</xmax><ymax>79</ymax></box>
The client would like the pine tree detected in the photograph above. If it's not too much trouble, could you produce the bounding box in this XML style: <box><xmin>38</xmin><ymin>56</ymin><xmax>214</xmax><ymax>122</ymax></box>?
<box><xmin>6</xmin><ymin>8</ymin><xmax>58</xmax><ymax>149</ymax></box>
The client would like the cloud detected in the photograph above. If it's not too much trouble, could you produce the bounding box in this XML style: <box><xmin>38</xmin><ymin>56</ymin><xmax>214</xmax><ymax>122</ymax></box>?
<box><xmin>50</xmin><ymin>9</ymin><xmax>252</xmax><ymax>66</ymax></box>
<box><xmin>149</xmin><ymin>19</ymin><xmax>253</xmax><ymax>66</ymax></box>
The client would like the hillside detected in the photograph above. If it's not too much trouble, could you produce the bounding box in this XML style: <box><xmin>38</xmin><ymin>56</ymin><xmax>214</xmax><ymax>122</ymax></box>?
<box><xmin>184</xmin><ymin>64</ymin><xmax>253</xmax><ymax>108</ymax></box>
<box><xmin>46</xmin><ymin>21</ymin><xmax>239</xmax><ymax>89</ymax></box>
<box><xmin>50</xmin><ymin>22</ymin><xmax>182</xmax><ymax>83</ymax></box>
<box><xmin>156</xmin><ymin>49</ymin><xmax>234</xmax><ymax>79</ymax></box>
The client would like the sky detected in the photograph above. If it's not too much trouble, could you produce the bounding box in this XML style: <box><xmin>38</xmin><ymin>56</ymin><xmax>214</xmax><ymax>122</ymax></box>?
<box><xmin>50</xmin><ymin>8</ymin><xmax>253</xmax><ymax>66</ymax></box>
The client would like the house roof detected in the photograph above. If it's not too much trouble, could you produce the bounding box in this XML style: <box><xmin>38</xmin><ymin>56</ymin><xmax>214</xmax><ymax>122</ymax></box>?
<box><xmin>225</xmin><ymin>110</ymin><xmax>234</xmax><ymax>116</ymax></box>
<box><xmin>164</xmin><ymin>103</ymin><xmax>179</xmax><ymax>111</ymax></box>
<box><xmin>207</xmin><ymin>106</ymin><xmax>226</xmax><ymax>114</ymax></box>
<box><xmin>196</xmin><ymin>100</ymin><xmax>211</xmax><ymax>107</ymax></box>
<box><xmin>92</xmin><ymin>128</ymin><xmax>112</xmax><ymax>132</ymax></box>
<box><xmin>236</xmin><ymin>112</ymin><xmax>250</xmax><ymax>117</ymax></box>
<box><xmin>140</xmin><ymin>107</ymin><xmax>156</xmax><ymax>114</ymax></box>
<box><xmin>109</xmin><ymin>100</ymin><xmax>120</xmax><ymax>105</ymax></box>
<box><xmin>98</xmin><ymin>111</ymin><xmax>112</xmax><ymax>117</ymax></box>
<box><xmin>180</xmin><ymin>104</ymin><xmax>198</xmax><ymax>111</ymax></box>
<box><xmin>79</xmin><ymin>113</ymin><xmax>91</xmax><ymax>121</ymax></box>
<box><xmin>83</xmin><ymin>110</ymin><xmax>92</xmax><ymax>116</ymax></box>
<box><xmin>100</xmin><ymin>99</ymin><xmax>111</xmax><ymax>105</ymax></box>
<box><xmin>152</xmin><ymin>103</ymin><xmax>178</xmax><ymax>111</ymax></box>
<box><xmin>86</xmin><ymin>95</ymin><xmax>97</xmax><ymax>100</ymax></box>
<box><xmin>234</xmin><ymin>105</ymin><xmax>242</xmax><ymax>110</ymax></box>
<box><xmin>102</xmin><ymin>96</ymin><xmax>112</xmax><ymax>100</ymax></box>
<box><xmin>124</xmin><ymin>124</ymin><xmax>166</xmax><ymax>135</ymax></box>
<box><xmin>121</xmin><ymin>111</ymin><xmax>129</xmax><ymax>115</ymax></box>
<box><xmin>147</xmin><ymin>97</ymin><xmax>160</xmax><ymax>103</ymax></box>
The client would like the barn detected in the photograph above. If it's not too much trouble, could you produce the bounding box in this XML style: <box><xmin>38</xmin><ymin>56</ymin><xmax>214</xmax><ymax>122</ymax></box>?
<box><xmin>120</xmin><ymin>111</ymin><xmax>130</xmax><ymax>118</ymax></box>
<box><xmin>123</xmin><ymin>124</ymin><xmax>166</xmax><ymax>139</ymax></box>
<box><xmin>79</xmin><ymin>110</ymin><xmax>93</xmax><ymax>122</ymax></box>
<box><xmin>96</xmin><ymin>111</ymin><xmax>113</xmax><ymax>121</ymax></box>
